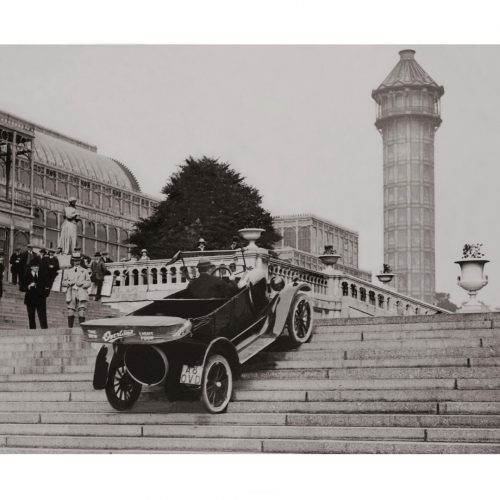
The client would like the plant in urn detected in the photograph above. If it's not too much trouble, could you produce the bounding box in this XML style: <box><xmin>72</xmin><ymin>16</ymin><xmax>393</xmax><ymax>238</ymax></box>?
<box><xmin>455</xmin><ymin>243</ymin><xmax>489</xmax><ymax>312</ymax></box>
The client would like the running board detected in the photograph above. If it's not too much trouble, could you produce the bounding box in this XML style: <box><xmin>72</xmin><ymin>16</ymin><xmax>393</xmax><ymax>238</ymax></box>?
<box><xmin>237</xmin><ymin>333</ymin><xmax>279</xmax><ymax>364</ymax></box>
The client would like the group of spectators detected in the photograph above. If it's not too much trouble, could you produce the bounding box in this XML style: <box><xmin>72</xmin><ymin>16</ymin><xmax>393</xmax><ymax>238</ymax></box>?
<box><xmin>0</xmin><ymin>243</ymin><xmax>115</xmax><ymax>330</ymax></box>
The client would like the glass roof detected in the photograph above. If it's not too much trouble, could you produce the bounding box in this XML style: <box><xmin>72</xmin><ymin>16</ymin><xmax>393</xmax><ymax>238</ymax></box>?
<box><xmin>34</xmin><ymin>130</ymin><xmax>140</xmax><ymax>192</ymax></box>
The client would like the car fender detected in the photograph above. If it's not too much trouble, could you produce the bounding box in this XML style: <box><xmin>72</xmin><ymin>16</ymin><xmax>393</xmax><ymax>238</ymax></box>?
<box><xmin>272</xmin><ymin>283</ymin><xmax>312</xmax><ymax>335</ymax></box>
<box><xmin>202</xmin><ymin>338</ymin><xmax>241</xmax><ymax>379</ymax></box>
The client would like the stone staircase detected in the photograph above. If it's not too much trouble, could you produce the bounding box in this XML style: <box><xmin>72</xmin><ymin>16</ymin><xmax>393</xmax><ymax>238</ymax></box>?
<box><xmin>0</xmin><ymin>313</ymin><xmax>499</xmax><ymax>453</ymax></box>
<box><xmin>0</xmin><ymin>282</ymin><xmax>118</xmax><ymax>330</ymax></box>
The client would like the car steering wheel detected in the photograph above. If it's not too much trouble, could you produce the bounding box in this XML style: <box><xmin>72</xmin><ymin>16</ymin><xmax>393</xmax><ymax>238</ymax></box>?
<box><xmin>210</xmin><ymin>264</ymin><xmax>233</xmax><ymax>279</ymax></box>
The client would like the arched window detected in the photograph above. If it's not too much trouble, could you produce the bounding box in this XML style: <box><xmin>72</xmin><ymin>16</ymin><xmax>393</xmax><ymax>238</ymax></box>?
<box><xmin>33</xmin><ymin>208</ymin><xmax>44</xmax><ymax>240</ymax></box>
<box><xmin>108</xmin><ymin>227</ymin><xmax>118</xmax><ymax>244</ymax></box>
<box><xmin>378</xmin><ymin>294</ymin><xmax>385</xmax><ymax>308</ymax></box>
<box><xmin>84</xmin><ymin>221</ymin><xmax>95</xmax><ymax>238</ymax></box>
<box><xmin>46</xmin><ymin>170</ymin><xmax>57</xmax><ymax>195</ymax></box>
<box><xmin>368</xmin><ymin>291</ymin><xmax>376</xmax><ymax>306</ymax></box>
<box><xmin>46</xmin><ymin>211</ymin><xmax>59</xmax><ymax>249</ymax></box>
<box><xmin>46</xmin><ymin>211</ymin><xmax>58</xmax><ymax>229</ymax></box>
<box><xmin>283</xmin><ymin>228</ymin><xmax>296</xmax><ymax>248</ymax></box>
<box><xmin>97</xmin><ymin>224</ymin><xmax>107</xmax><ymax>241</ymax></box>
<box><xmin>298</xmin><ymin>227</ymin><xmax>310</xmax><ymax>252</ymax></box>
<box><xmin>14</xmin><ymin>231</ymin><xmax>29</xmax><ymax>249</ymax></box>
<box><xmin>121</xmin><ymin>230</ymin><xmax>130</xmax><ymax>245</ymax></box>
<box><xmin>342</xmin><ymin>282</ymin><xmax>348</xmax><ymax>296</ymax></box>
<box><xmin>360</xmin><ymin>287</ymin><xmax>367</xmax><ymax>302</ymax></box>
<box><xmin>34</xmin><ymin>173</ymin><xmax>44</xmax><ymax>191</ymax></box>
<box><xmin>350</xmin><ymin>284</ymin><xmax>357</xmax><ymax>299</ymax></box>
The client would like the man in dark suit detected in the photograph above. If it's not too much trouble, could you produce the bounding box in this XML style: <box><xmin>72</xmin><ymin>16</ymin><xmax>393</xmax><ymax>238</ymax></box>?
<box><xmin>41</xmin><ymin>249</ymin><xmax>60</xmax><ymax>292</ymax></box>
<box><xmin>19</xmin><ymin>244</ymin><xmax>37</xmax><ymax>291</ymax></box>
<box><xmin>90</xmin><ymin>252</ymin><xmax>108</xmax><ymax>301</ymax></box>
<box><xmin>9</xmin><ymin>247</ymin><xmax>22</xmax><ymax>285</ymax></box>
<box><xmin>23</xmin><ymin>258</ymin><xmax>50</xmax><ymax>329</ymax></box>
<box><xmin>187</xmin><ymin>257</ymin><xmax>238</xmax><ymax>299</ymax></box>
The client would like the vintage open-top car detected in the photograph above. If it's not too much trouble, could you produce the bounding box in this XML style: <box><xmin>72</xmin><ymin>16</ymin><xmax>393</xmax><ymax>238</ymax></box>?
<box><xmin>82</xmin><ymin>259</ymin><xmax>314</xmax><ymax>413</ymax></box>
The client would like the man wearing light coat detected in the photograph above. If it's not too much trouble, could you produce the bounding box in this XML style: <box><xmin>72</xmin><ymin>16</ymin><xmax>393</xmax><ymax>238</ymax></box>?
<box><xmin>63</xmin><ymin>257</ymin><xmax>91</xmax><ymax>327</ymax></box>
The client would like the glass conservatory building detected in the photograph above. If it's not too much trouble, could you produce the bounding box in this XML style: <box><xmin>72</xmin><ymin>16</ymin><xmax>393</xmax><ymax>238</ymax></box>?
<box><xmin>0</xmin><ymin>110</ymin><xmax>159</xmax><ymax>261</ymax></box>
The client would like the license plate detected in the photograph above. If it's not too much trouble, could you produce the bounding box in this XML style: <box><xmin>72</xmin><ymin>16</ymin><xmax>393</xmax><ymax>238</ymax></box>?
<box><xmin>180</xmin><ymin>365</ymin><xmax>202</xmax><ymax>386</ymax></box>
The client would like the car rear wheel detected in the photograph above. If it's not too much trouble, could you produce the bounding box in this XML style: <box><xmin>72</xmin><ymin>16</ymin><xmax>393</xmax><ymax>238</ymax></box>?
<box><xmin>287</xmin><ymin>293</ymin><xmax>313</xmax><ymax>347</ymax></box>
<box><xmin>105</xmin><ymin>359</ymin><xmax>142</xmax><ymax>411</ymax></box>
<box><xmin>201</xmin><ymin>354</ymin><xmax>233</xmax><ymax>414</ymax></box>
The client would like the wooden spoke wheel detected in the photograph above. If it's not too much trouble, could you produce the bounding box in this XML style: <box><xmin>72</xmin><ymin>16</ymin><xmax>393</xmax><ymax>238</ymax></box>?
<box><xmin>105</xmin><ymin>359</ymin><xmax>142</xmax><ymax>411</ymax></box>
<box><xmin>287</xmin><ymin>293</ymin><xmax>313</xmax><ymax>347</ymax></box>
<box><xmin>201</xmin><ymin>354</ymin><xmax>233</xmax><ymax>414</ymax></box>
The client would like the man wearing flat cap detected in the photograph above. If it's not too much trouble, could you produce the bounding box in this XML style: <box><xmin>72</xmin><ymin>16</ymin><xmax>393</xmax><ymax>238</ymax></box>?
<box><xmin>187</xmin><ymin>257</ymin><xmax>238</xmax><ymax>299</ymax></box>
<box><xmin>58</xmin><ymin>197</ymin><xmax>80</xmax><ymax>255</ymax></box>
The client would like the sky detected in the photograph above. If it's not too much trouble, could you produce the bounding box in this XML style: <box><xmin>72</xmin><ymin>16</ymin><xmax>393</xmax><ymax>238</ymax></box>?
<box><xmin>0</xmin><ymin>44</ymin><xmax>498</xmax><ymax>307</ymax></box>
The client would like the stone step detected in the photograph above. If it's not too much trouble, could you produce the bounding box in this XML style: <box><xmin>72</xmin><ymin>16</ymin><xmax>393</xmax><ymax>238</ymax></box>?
<box><xmin>241</xmin><ymin>366</ymin><xmax>500</xmax><ymax>380</ymax></box>
<box><xmin>234</xmin><ymin>389</ymin><xmax>500</xmax><ymax>403</ymax></box>
<box><xmin>261</xmin><ymin>439</ymin><xmax>500</xmax><ymax>454</ymax></box>
<box><xmin>2</xmin><ymin>434</ymin><xmax>499</xmax><ymax>453</ymax></box>
<box><xmin>261</xmin><ymin>346</ymin><xmax>499</xmax><ymax>361</ymax></box>
<box><xmin>252</xmin><ymin>356</ymin><xmax>500</xmax><ymax>370</ymax></box>
<box><xmin>314</xmin><ymin>318</ymin><xmax>493</xmax><ymax>332</ymax></box>
<box><xmin>295</xmin><ymin>338</ymin><xmax>483</xmax><ymax>351</ymax></box>
<box><xmin>0</xmin><ymin>423</ymin><xmax>427</xmax><ymax>441</ymax></box>
<box><xmin>312</xmin><ymin>329</ymin><xmax>500</xmax><ymax>342</ymax></box>
<box><xmin>236</xmin><ymin>378</ymin><xmax>471</xmax><ymax>391</ymax></box>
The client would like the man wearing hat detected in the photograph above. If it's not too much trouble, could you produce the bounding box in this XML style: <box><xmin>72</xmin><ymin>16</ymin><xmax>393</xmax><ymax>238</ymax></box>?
<box><xmin>63</xmin><ymin>254</ymin><xmax>91</xmax><ymax>327</ymax></box>
<box><xmin>187</xmin><ymin>257</ymin><xmax>238</xmax><ymax>299</ymax></box>
<box><xmin>9</xmin><ymin>247</ymin><xmax>22</xmax><ymax>285</ymax></box>
<box><xmin>101</xmin><ymin>251</ymin><xmax>113</xmax><ymax>263</ymax></box>
<box><xmin>44</xmin><ymin>249</ymin><xmax>60</xmax><ymax>291</ymax></box>
<box><xmin>90</xmin><ymin>252</ymin><xmax>108</xmax><ymax>301</ymax></box>
<box><xmin>23</xmin><ymin>257</ymin><xmax>50</xmax><ymax>329</ymax></box>
<box><xmin>139</xmin><ymin>249</ymin><xmax>150</xmax><ymax>262</ymax></box>
<box><xmin>58</xmin><ymin>197</ymin><xmax>79</xmax><ymax>255</ymax></box>
<box><xmin>196</xmin><ymin>238</ymin><xmax>208</xmax><ymax>252</ymax></box>
<box><xmin>19</xmin><ymin>244</ymin><xmax>37</xmax><ymax>291</ymax></box>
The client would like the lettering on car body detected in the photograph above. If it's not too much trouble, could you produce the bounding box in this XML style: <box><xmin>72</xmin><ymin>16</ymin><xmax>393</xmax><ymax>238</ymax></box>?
<box><xmin>139</xmin><ymin>331</ymin><xmax>155</xmax><ymax>341</ymax></box>
<box><xmin>102</xmin><ymin>329</ymin><xmax>135</xmax><ymax>343</ymax></box>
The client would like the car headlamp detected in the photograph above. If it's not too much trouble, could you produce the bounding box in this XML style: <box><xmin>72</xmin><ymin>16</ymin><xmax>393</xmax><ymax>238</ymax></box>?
<box><xmin>270</xmin><ymin>276</ymin><xmax>285</xmax><ymax>292</ymax></box>
<box><xmin>172</xmin><ymin>320</ymin><xmax>193</xmax><ymax>338</ymax></box>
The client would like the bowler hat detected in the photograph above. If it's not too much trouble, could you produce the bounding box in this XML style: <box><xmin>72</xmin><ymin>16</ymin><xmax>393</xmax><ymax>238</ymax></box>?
<box><xmin>197</xmin><ymin>257</ymin><xmax>212</xmax><ymax>269</ymax></box>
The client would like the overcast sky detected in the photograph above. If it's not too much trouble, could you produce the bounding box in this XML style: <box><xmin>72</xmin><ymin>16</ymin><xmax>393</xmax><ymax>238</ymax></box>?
<box><xmin>0</xmin><ymin>45</ymin><xmax>498</xmax><ymax>307</ymax></box>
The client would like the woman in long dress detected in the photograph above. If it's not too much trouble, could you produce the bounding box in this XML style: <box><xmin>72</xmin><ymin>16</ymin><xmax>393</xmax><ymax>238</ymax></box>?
<box><xmin>58</xmin><ymin>197</ymin><xmax>79</xmax><ymax>255</ymax></box>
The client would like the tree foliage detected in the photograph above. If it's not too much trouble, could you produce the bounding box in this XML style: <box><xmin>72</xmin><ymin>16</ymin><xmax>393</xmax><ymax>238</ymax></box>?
<box><xmin>129</xmin><ymin>156</ymin><xmax>281</xmax><ymax>258</ymax></box>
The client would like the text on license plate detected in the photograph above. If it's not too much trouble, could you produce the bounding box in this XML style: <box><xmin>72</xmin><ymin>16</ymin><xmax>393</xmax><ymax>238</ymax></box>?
<box><xmin>180</xmin><ymin>365</ymin><xmax>202</xmax><ymax>386</ymax></box>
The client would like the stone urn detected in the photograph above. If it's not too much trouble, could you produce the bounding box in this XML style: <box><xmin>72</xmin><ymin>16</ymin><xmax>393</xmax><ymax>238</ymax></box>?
<box><xmin>238</xmin><ymin>228</ymin><xmax>264</xmax><ymax>249</ymax></box>
<box><xmin>376</xmin><ymin>264</ymin><xmax>395</xmax><ymax>285</ymax></box>
<box><xmin>455</xmin><ymin>258</ymin><xmax>489</xmax><ymax>312</ymax></box>
<box><xmin>318</xmin><ymin>246</ymin><xmax>341</xmax><ymax>275</ymax></box>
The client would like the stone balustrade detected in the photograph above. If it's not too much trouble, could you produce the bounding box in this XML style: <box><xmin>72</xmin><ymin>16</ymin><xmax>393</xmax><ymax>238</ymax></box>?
<box><xmin>102</xmin><ymin>247</ymin><xmax>447</xmax><ymax>317</ymax></box>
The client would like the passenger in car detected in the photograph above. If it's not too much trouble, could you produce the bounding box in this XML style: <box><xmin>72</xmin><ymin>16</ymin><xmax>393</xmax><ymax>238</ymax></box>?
<box><xmin>187</xmin><ymin>257</ymin><xmax>238</xmax><ymax>299</ymax></box>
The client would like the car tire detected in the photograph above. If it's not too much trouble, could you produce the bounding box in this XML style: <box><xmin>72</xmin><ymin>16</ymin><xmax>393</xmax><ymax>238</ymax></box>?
<box><xmin>105</xmin><ymin>358</ymin><xmax>142</xmax><ymax>411</ymax></box>
<box><xmin>200</xmin><ymin>354</ymin><xmax>233</xmax><ymax>414</ymax></box>
<box><xmin>287</xmin><ymin>292</ymin><xmax>314</xmax><ymax>347</ymax></box>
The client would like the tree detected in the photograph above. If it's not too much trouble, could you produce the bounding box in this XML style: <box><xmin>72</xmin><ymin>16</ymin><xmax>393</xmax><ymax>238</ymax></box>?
<box><xmin>434</xmin><ymin>292</ymin><xmax>458</xmax><ymax>312</ymax></box>
<box><xmin>129</xmin><ymin>156</ymin><xmax>281</xmax><ymax>258</ymax></box>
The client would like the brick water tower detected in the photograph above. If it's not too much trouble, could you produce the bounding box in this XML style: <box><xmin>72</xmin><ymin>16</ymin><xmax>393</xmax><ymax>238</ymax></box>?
<box><xmin>372</xmin><ymin>49</ymin><xmax>444</xmax><ymax>303</ymax></box>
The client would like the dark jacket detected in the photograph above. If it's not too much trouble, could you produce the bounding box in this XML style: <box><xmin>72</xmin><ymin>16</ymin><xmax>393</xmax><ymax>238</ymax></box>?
<box><xmin>90</xmin><ymin>260</ymin><xmax>108</xmax><ymax>281</ymax></box>
<box><xmin>19</xmin><ymin>250</ymin><xmax>37</xmax><ymax>271</ymax></box>
<box><xmin>41</xmin><ymin>256</ymin><xmax>60</xmax><ymax>279</ymax></box>
<box><xmin>9</xmin><ymin>252</ymin><xmax>22</xmax><ymax>271</ymax></box>
<box><xmin>23</xmin><ymin>268</ymin><xmax>51</xmax><ymax>305</ymax></box>
<box><xmin>187</xmin><ymin>273</ymin><xmax>238</xmax><ymax>299</ymax></box>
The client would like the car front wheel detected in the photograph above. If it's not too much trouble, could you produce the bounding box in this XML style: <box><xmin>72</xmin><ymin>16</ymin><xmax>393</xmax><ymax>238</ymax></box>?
<box><xmin>105</xmin><ymin>358</ymin><xmax>142</xmax><ymax>411</ymax></box>
<box><xmin>201</xmin><ymin>354</ymin><xmax>233</xmax><ymax>414</ymax></box>
<box><xmin>287</xmin><ymin>293</ymin><xmax>313</xmax><ymax>347</ymax></box>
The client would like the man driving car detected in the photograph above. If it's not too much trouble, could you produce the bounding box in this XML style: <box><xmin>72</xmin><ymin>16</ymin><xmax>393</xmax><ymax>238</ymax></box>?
<box><xmin>187</xmin><ymin>257</ymin><xmax>238</xmax><ymax>299</ymax></box>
